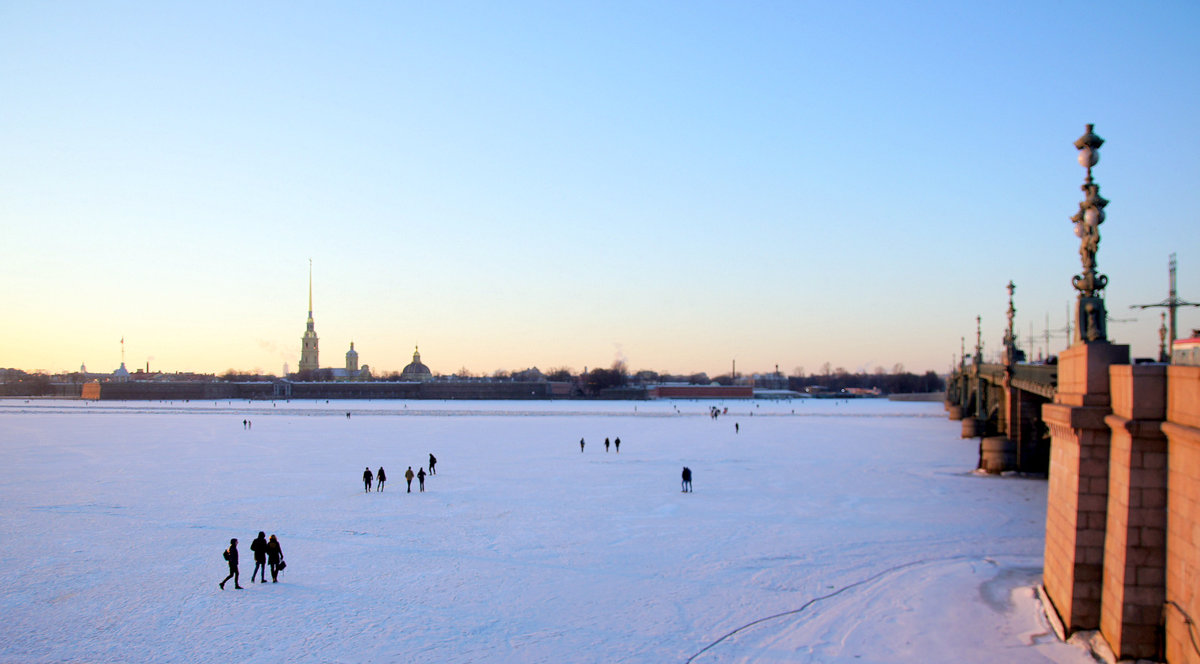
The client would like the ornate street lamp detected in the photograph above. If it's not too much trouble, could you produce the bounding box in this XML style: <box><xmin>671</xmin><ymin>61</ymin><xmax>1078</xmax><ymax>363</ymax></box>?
<box><xmin>1071</xmin><ymin>124</ymin><xmax>1109</xmax><ymax>343</ymax></box>
<box><xmin>1159</xmin><ymin>312</ymin><xmax>1168</xmax><ymax>362</ymax></box>
<box><xmin>1003</xmin><ymin>281</ymin><xmax>1019</xmax><ymax>365</ymax></box>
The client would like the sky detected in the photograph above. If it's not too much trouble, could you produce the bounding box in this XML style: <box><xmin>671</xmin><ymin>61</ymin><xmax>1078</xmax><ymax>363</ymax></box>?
<box><xmin>2</xmin><ymin>1</ymin><xmax>1199</xmax><ymax>378</ymax></box>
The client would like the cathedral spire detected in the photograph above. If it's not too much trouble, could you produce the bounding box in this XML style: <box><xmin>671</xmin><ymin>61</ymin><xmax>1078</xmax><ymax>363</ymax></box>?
<box><xmin>299</xmin><ymin>260</ymin><xmax>319</xmax><ymax>374</ymax></box>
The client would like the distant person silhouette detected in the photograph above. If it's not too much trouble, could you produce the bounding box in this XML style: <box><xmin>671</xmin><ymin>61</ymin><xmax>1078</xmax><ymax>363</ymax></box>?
<box><xmin>614</xmin><ymin>437</ymin><xmax>620</xmax><ymax>453</ymax></box>
<box><xmin>266</xmin><ymin>534</ymin><xmax>284</xmax><ymax>582</ymax></box>
<box><xmin>362</xmin><ymin>466</ymin><xmax>373</xmax><ymax>493</ymax></box>
<box><xmin>681</xmin><ymin>467</ymin><xmax>693</xmax><ymax>493</ymax></box>
<box><xmin>405</xmin><ymin>466</ymin><xmax>415</xmax><ymax>493</ymax></box>
<box><xmin>417</xmin><ymin>467</ymin><xmax>426</xmax><ymax>492</ymax></box>
<box><xmin>735</xmin><ymin>422</ymin><xmax>739</xmax><ymax>434</ymax></box>
<box><xmin>250</xmin><ymin>531</ymin><xmax>268</xmax><ymax>583</ymax></box>
<box><xmin>377</xmin><ymin>467</ymin><xmax>387</xmax><ymax>492</ymax></box>
<box><xmin>605</xmin><ymin>437</ymin><xmax>610</xmax><ymax>452</ymax></box>
<box><xmin>580</xmin><ymin>438</ymin><xmax>585</xmax><ymax>453</ymax></box>
<box><xmin>220</xmin><ymin>538</ymin><xmax>242</xmax><ymax>590</ymax></box>
<box><xmin>428</xmin><ymin>453</ymin><xmax>437</xmax><ymax>475</ymax></box>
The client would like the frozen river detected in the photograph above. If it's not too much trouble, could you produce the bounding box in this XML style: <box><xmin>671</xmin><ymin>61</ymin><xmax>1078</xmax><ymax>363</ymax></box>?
<box><xmin>0</xmin><ymin>397</ymin><xmax>1093</xmax><ymax>663</ymax></box>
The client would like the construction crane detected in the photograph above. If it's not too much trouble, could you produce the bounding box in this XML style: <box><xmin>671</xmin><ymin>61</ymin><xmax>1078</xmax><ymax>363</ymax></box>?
<box><xmin>1130</xmin><ymin>253</ymin><xmax>1199</xmax><ymax>356</ymax></box>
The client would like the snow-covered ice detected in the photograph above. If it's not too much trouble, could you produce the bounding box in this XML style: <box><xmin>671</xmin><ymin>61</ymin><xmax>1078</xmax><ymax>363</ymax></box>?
<box><xmin>0</xmin><ymin>398</ymin><xmax>1095</xmax><ymax>663</ymax></box>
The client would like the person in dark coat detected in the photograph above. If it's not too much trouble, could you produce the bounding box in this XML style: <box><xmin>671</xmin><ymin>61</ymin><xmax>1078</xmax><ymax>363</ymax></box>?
<box><xmin>220</xmin><ymin>538</ymin><xmax>243</xmax><ymax>590</ymax></box>
<box><xmin>362</xmin><ymin>466</ymin><xmax>373</xmax><ymax>493</ymax></box>
<box><xmin>250</xmin><ymin>531</ymin><xmax>268</xmax><ymax>583</ymax></box>
<box><xmin>417</xmin><ymin>467</ymin><xmax>426</xmax><ymax>492</ymax></box>
<box><xmin>266</xmin><ymin>534</ymin><xmax>283</xmax><ymax>582</ymax></box>
<box><xmin>681</xmin><ymin>467</ymin><xmax>693</xmax><ymax>493</ymax></box>
<box><xmin>605</xmin><ymin>437</ymin><xmax>610</xmax><ymax>452</ymax></box>
<box><xmin>405</xmin><ymin>466</ymin><xmax>415</xmax><ymax>493</ymax></box>
<box><xmin>614</xmin><ymin>437</ymin><xmax>620</xmax><ymax>453</ymax></box>
<box><xmin>428</xmin><ymin>453</ymin><xmax>437</xmax><ymax>475</ymax></box>
<box><xmin>377</xmin><ymin>467</ymin><xmax>387</xmax><ymax>492</ymax></box>
<box><xmin>579</xmin><ymin>437</ymin><xmax>585</xmax><ymax>453</ymax></box>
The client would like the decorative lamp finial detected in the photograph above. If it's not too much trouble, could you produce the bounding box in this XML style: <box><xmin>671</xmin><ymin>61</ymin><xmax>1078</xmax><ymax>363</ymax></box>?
<box><xmin>1159</xmin><ymin>313</ymin><xmax>1168</xmax><ymax>362</ymax></box>
<box><xmin>1071</xmin><ymin>124</ymin><xmax>1109</xmax><ymax>343</ymax></box>
<box><xmin>1004</xmin><ymin>281</ymin><xmax>1018</xmax><ymax>364</ymax></box>
<box><xmin>975</xmin><ymin>315</ymin><xmax>983</xmax><ymax>363</ymax></box>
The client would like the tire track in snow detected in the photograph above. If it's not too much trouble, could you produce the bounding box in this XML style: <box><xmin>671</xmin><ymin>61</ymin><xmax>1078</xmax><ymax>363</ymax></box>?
<box><xmin>683</xmin><ymin>552</ymin><xmax>1033</xmax><ymax>663</ymax></box>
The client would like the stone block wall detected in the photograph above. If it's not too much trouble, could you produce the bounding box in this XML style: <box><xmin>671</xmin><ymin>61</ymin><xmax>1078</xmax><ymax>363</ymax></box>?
<box><xmin>1043</xmin><ymin>343</ymin><xmax>1128</xmax><ymax>632</ymax></box>
<box><xmin>1163</xmin><ymin>366</ymin><xmax>1200</xmax><ymax>664</ymax></box>
<box><xmin>1101</xmin><ymin>365</ymin><xmax>1167</xmax><ymax>660</ymax></box>
<box><xmin>1043</xmin><ymin>406</ymin><xmax>1088</xmax><ymax>628</ymax></box>
<box><xmin>1046</xmin><ymin>358</ymin><xmax>1200</xmax><ymax>663</ymax></box>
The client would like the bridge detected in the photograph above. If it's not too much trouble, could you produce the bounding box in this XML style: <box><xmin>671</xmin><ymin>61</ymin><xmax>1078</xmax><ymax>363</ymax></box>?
<box><xmin>945</xmin><ymin>353</ymin><xmax>1057</xmax><ymax>474</ymax></box>
<box><xmin>943</xmin><ymin>279</ymin><xmax>1062</xmax><ymax>475</ymax></box>
<box><xmin>944</xmin><ymin>125</ymin><xmax>1200</xmax><ymax>664</ymax></box>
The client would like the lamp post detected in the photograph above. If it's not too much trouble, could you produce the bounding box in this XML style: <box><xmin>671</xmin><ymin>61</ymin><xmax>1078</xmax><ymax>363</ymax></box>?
<box><xmin>1071</xmin><ymin>124</ymin><xmax>1109</xmax><ymax>343</ymax></box>
<box><xmin>1004</xmin><ymin>281</ymin><xmax>1018</xmax><ymax>365</ymax></box>
<box><xmin>1159</xmin><ymin>312</ymin><xmax>1168</xmax><ymax>362</ymax></box>
<box><xmin>974</xmin><ymin>315</ymin><xmax>985</xmax><ymax>421</ymax></box>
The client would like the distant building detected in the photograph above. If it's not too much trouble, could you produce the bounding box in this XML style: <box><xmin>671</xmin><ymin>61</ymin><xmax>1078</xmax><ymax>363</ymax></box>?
<box><xmin>328</xmin><ymin>342</ymin><xmax>371</xmax><ymax>381</ymax></box>
<box><xmin>400</xmin><ymin>346</ymin><xmax>433</xmax><ymax>382</ymax></box>
<box><xmin>751</xmin><ymin>367</ymin><xmax>788</xmax><ymax>390</ymax></box>
<box><xmin>299</xmin><ymin>262</ymin><xmax>319</xmax><ymax>373</ymax></box>
<box><xmin>1173</xmin><ymin>331</ymin><xmax>1200</xmax><ymax>366</ymax></box>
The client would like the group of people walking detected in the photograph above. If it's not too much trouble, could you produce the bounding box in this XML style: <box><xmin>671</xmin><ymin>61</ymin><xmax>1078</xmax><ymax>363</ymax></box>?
<box><xmin>220</xmin><ymin>531</ymin><xmax>284</xmax><ymax>590</ymax></box>
<box><xmin>363</xmin><ymin>454</ymin><xmax>437</xmax><ymax>494</ymax></box>
<box><xmin>579</xmin><ymin>436</ymin><xmax>621</xmax><ymax>453</ymax></box>
<box><xmin>576</xmin><ymin>435</ymin><xmax>691</xmax><ymax>491</ymax></box>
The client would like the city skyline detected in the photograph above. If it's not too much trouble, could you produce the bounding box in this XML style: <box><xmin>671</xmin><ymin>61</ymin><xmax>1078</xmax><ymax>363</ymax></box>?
<box><xmin>3</xmin><ymin>2</ymin><xmax>1199</xmax><ymax>377</ymax></box>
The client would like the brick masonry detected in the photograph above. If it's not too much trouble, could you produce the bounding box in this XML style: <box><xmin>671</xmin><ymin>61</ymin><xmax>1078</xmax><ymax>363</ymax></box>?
<box><xmin>1044</xmin><ymin>354</ymin><xmax>1200</xmax><ymax>663</ymax></box>
<box><xmin>1101</xmin><ymin>364</ymin><xmax>1167</xmax><ymax>660</ymax></box>
<box><xmin>1043</xmin><ymin>342</ymin><xmax>1128</xmax><ymax>631</ymax></box>
<box><xmin>1163</xmin><ymin>366</ymin><xmax>1200</xmax><ymax>664</ymax></box>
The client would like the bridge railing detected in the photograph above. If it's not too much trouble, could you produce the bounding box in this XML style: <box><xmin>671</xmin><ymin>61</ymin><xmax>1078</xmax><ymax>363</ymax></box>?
<box><xmin>1011</xmin><ymin>364</ymin><xmax>1057</xmax><ymax>399</ymax></box>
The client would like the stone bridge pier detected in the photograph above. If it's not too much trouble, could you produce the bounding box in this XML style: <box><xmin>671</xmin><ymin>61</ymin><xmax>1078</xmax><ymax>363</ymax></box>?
<box><xmin>946</xmin><ymin>363</ymin><xmax>1055</xmax><ymax>474</ymax></box>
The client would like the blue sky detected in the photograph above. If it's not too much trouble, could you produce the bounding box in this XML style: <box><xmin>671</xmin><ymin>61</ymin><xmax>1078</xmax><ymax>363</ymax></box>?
<box><xmin>2</xmin><ymin>1</ymin><xmax>1198</xmax><ymax>377</ymax></box>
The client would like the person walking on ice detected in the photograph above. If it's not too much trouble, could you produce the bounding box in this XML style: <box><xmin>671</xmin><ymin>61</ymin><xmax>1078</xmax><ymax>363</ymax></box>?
<box><xmin>605</xmin><ymin>437</ymin><xmax>610</xmax><ymax>452</ymax></box>
<box><xmin>614</xmin><ymin>437</ymin><xmax>620</xmax><ymax>453</ymax></box>
<box><xmin>681</xmin><ymin>467</ymin><xmax>693</xmax><ymax>493</ymax></box>
<box><xmin>377</xmin><ymin>466</ymin><xmax>387</xmax><ymax>492</ymax></box>
<box><xmin>250</xmin><ymin>531</ymin><xmax>269</xmax><ymax>583</ymax></box>
<box><xmin>579</xmin><ymin>437</ymin><xmax>585</xmax><ymax>453</ymax></box>
<box><xmin>428</xmin><ymin>453</ymin><xmax>437</xmax><ymax>475</ymax></box>
<box><xmin>362</xmin><ymin>466</ymin><xmax>374</xmax><ymax>493</ymax></box>
<box><xmin>266</xmin><ymin>534</ymin><xmax>284</xmax><ymax>583</ymax></box>
<box><xmin>219</xmin><ymin>538</ymin><xmax>242</xmax><ymax>590</ymax></box>
<box><xmin>405</xmin><ymin>466</ymin><xmax>415</xmax><ymax>493</ymax></box>
<box><xmin>417</xmin><ymin>467</ymin><xmax>426</xmax><ymax>492</ymax></box>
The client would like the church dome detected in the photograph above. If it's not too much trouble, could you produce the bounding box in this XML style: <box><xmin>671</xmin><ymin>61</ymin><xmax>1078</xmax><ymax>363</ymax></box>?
<box><xmin>400</xmin><ymin>345</ymin><xmax>432</xmax><ymax>381</ymax></box>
